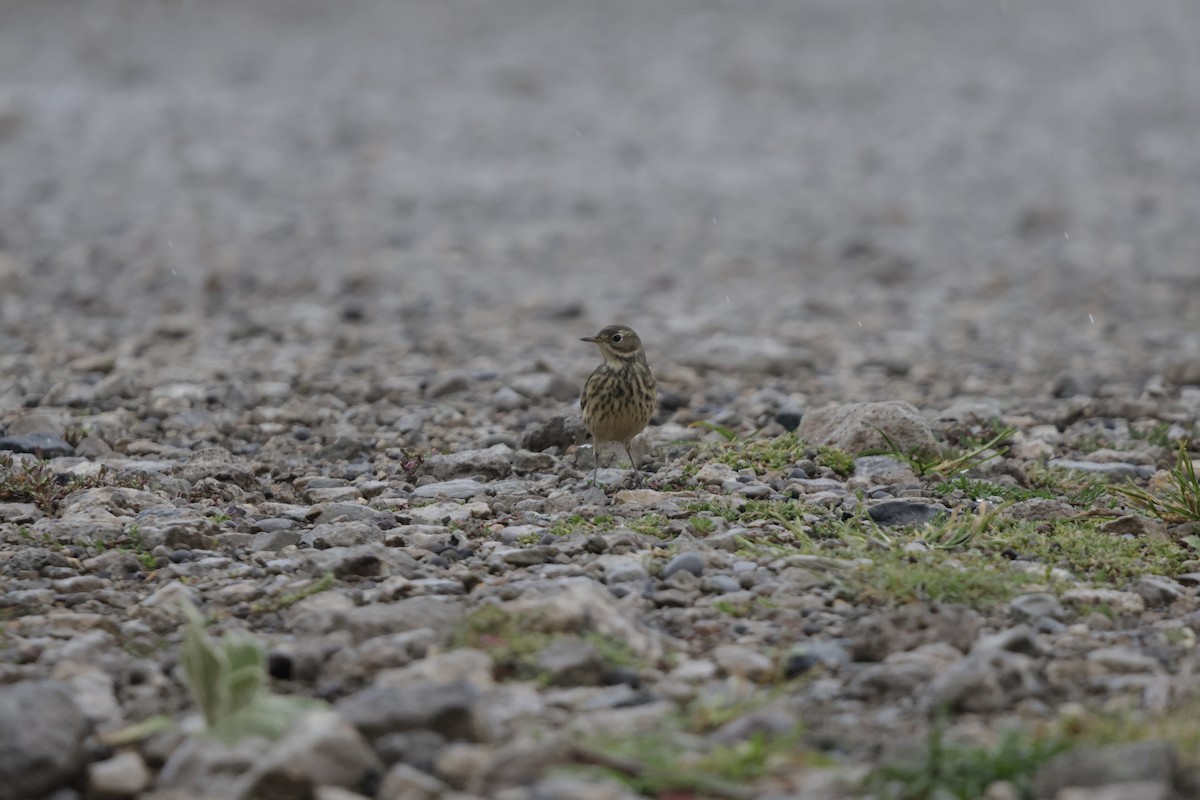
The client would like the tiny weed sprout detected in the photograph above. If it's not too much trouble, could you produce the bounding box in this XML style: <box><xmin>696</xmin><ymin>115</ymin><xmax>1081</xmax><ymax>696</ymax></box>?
<box><xmin>180</xmin><ymin>600</ymin><xmax>322</xmax><ymax>744</ymax></box>
<box><xmin>872</xmin><ymin>426</ymin><xmax>1015</xmax><ymax>478</ymax></box>
<box><xmin>1113</xmin><ymin>442</ymin><xmax>1200</xmax><ymax>524</ymax></box>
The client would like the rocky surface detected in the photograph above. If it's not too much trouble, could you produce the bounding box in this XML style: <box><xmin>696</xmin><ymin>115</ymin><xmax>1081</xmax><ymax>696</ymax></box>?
<box><xmin>3</xmin><ymin>1</ymin><xmax>1200</xmax><ymax>798</ymax></box>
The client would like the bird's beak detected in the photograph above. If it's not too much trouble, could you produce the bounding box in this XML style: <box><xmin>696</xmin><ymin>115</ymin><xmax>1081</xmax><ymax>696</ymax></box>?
<box><xmin>580</xmin><ymin>336</ymin><xmax>598</xmax><ymax>343</ymax></box>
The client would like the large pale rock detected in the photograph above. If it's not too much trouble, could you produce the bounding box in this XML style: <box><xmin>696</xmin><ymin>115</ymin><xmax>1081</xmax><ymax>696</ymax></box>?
<box><xmin>419</xmin><ymin>445</ymin><xmax>513</xmax><ymax>481</ymax></box>
<box><xmin>798</xmin><ymin>401</ymin><xmax>936</xmax><ymax>455</ymax></box>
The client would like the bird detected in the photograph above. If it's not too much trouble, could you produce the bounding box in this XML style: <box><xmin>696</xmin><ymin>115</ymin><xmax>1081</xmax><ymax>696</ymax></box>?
<box><xmin>579</xmin><ymin>324</ymin><xmax>657</xmax><ymax>486</ymax></box>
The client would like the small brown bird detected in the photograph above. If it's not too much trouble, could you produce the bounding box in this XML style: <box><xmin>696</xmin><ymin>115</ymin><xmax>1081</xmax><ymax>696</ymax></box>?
<box><xmin>579</xmin><ymin>324</ymin><xmax>657</xmax><ymax>485</ymax></box>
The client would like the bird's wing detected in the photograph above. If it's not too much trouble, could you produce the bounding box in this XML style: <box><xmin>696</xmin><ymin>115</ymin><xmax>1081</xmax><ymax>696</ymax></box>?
<box><xmin>581</xmin><ymin>368</ymin><xmax>605</xmax><ymax>414</ymax></box>
<box><xmin>580</xmin><ymin>373</ymin><xmax>592</xmax><ymax>413</ymax></box>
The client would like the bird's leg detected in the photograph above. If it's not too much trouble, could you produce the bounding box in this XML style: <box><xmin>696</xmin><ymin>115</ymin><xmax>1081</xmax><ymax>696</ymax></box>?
<box><xmin>624</xmin><ymin>441</ymin><xmax>643</xmax><ymax>487</ymax></box>
<box><xmin>591</xmin><ymin>436</ymin><xmax>599</xmax><ymax>487</ymax></box>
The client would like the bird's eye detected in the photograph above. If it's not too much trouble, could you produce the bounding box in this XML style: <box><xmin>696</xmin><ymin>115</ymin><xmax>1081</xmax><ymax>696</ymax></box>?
<box><xmin>611</xmin><ymin>334</ymin><xmax>622</xmax><ymax>343</ymax></box>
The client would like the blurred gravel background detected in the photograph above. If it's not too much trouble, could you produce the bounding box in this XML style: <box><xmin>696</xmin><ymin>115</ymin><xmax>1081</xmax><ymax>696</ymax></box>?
<box><xmin>2</xmin><ymin>0</ymin><xmax>1199</xmax><ymax>403</ymax></box>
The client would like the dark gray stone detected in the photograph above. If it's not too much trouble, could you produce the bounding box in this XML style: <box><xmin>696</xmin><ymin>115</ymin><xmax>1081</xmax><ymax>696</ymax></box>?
<box><xmin>867</xmin><ymin>499</ymin><xmax>943</xmax><ymax>527</ymax></box>
<box><xmin>0</xmin><ymin>681</ymin><xmax>89</xmax><ymax>800</ymax></box>
<box><xmin>775</xmin><ymin>408</ymin><xmax>803</xmax><ymax>431</ymax></box>
<box><xmin>521</xmin><ymin>416</ymin><xmax>588</xmax><ymax>452</ymax></box>
<box><xmin>0</xmin><ymin>432</ymin><xmax>75</xmax><ymax>458</ymax></box>
<box><xmin>845</xmin><ymin>662</ymin><xmax>934</xmax><ymax>701</ymax></box>
<box><xmin>1132</xmin><ymin>575</ymin><xmax>1185</xmax><ymax>608</ymax></box>
<box><xmin>502</xmin><ymin>545</ymin><xmax>558</xmax><ymax>566</ymax></box>
<box><xmin>922</xmin><ymin>650</ymin><xmax>1042</xmax><ymax>714</ymax></box>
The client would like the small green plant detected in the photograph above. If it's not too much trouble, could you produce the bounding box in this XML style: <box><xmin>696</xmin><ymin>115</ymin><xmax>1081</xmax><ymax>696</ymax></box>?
<box><xmin>548</xmin><ymin>514</ymin><xmax>616</xmax><ymax>537</ymax></box>
<box><xmin>452</xmin><ymin>605</ymin><xmax>645</xmax><ymax>682</ymax></box>
<box><xmin>713</xmin><ymin>599</ymin><xmax>745</xmax><ymax>617</ymax></box>
<box><xmin>919</xmin><ymin>502</ymin><xmax>1005</xmax><ymax>550</ymax></box>
<box><xmin>63</xmin><ymin>423</ymin><xmax>91</xmax><ymax>448</ymax></box>
<box><xmin>856</xmin><ymin>552</ymin><xmax>1032</xmax><ymax>609</ymax></box>
<box><xmin>710</xmin><ymin>430</ymin><xmax>807</xmax><ymax>473</ymax></box>
<box><xmin>0</xmin><ymin>454</ymin><xmax>149</xmax><ymax>513</ymax></box>
<box><xmin>690</xmin><ymin>420</ymin><xmax>744</xmax><ymax>442</ymax></box>
<box><xmin>865</xmin><ymin>721</ymin><xmax>1069</xmax><ymax>799</ymax></box>
<box><xmin>179</xmin><ymin>600</ymin><xmax>323</xmax><ymax>743</ymax></box>
<box><xmin>1020</xmin><ymin>464</ymin><xmax>1111</xmax><ymax>506</ymax></box>
<box><xmin>934</xmin><ymin>475</ymin><xmax>1057</xmax><ymax>503</ymax></box>
<box><xmin>815</xmin><ymin>446</ymin><xmax>855</xmax><ymax>477</ymax></box>
<box><xmin>628</xmin><ymin>513</ymin><xmax>670</xmax><ymax>538</ymax></box>
<box><xmin>702</xmin><ymin>729</ymin><xmax>804</xmax><ymax>782</ymax></box>
<box><xmin>399</xmin><ymin>448</ymin><xmax>425</xmax><ymax>480</ymax></box>
<box><xmin>577</xmin><ymin>721</ymin><xmax>813</xmax><ymax>798</ymax></box>
<box><xmin>996</xmin><ymin>518</ymin><xmax>1189</xmax><ymax>581</ymax></box>
<box><xmin>1113</xmin><ymin>443</ymin><xmax>1200</xmax><ymax>523</ymax></box>
<box><xmin>1130</xmin><ymin>420</ymin><xmax>1181</xmax><ymax>448</ymax></box>
<box><xmin>873</xmin><ymin>427</ymin><xmax>1014</xmax><ymax>478</ymax></box>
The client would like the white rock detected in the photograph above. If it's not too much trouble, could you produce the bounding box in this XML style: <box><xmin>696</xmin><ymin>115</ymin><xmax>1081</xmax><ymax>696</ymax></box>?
<box><xmin>88</xmin><ymin>750</ymin><xmax>151</xmax><ymax>798</ymax></box>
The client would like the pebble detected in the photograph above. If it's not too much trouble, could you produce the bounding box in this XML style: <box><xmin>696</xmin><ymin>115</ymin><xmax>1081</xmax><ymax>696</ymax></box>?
<box><xmin>867</xmin><ymin>499</ymin><xmax>944</xmax><ymax>527</ymax></box>
<box><xmin>712</xmin><ymin>644</ymin><xmax>774</xmax><ymax>682</ymax></box>
<box><xmin>520</xmin><ymin>416</ymin><xmax>586</xmax><ymax>452</ymax></box>
<box><xmin>659</xmin><ymin>551</ymin><xmax>704</xmax><ymax>579</ymax></box>
<box><xmin>87</xmin><ymin>751</ymin><xmax>152</xmax><ymax>798</ymax></box>
<box><xmin>412</xmin><ymin>479</ymin><xmax>488</xmax><ymax>500</ymax></box>
<box><xmin>378</xmin><ymin>762</ymin><xmax>451</xmax><ymax>800</ymax></box>
<box><xmin>1009</xmin><ymin>592</ymin><xmax>1068</xmax><ymax>622</ymax></box>
<box><xmin>850</xmin><ymin>455</ymin><xmax>918</xmax><ymax>486</ymax></box>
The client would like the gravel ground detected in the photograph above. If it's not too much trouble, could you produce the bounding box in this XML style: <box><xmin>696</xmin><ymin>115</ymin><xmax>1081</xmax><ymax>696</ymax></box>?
<box><xmin>2</xmin><ymin>1</ymin><xmax>1200</xmax><ymax>798</ymax></box>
